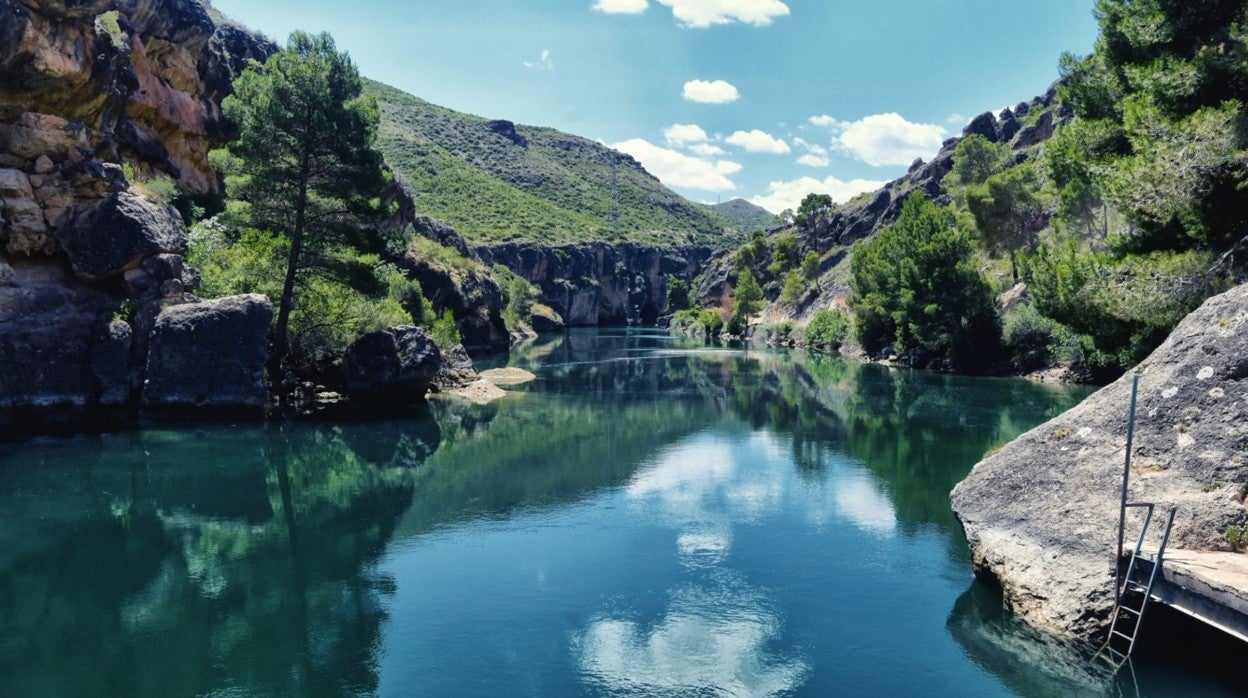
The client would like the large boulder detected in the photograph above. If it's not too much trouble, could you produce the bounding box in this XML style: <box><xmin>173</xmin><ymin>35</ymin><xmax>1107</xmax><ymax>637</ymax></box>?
<box><xmin>342</xmin><ymin>325</ymin><xmax>442</xmax><ymax>399</ymax></box>
<box><xmin>951</xmin><ymin>283</ymin><xmax>1248</xmax><ymax>641</ymax></box>
<box><xmin>56</xmin><ymin>191</ymin><xmax>187</xmax><ymax>280</ymax></box>
<box><xmin>142</xmin><ymin>294</ymin><xmax>272</xmax><ymax>411</ymax></box>
<box><xmin>0</xmin><ymin>262</ymin><xmax>118</xmax><ymax>410</ymax></box>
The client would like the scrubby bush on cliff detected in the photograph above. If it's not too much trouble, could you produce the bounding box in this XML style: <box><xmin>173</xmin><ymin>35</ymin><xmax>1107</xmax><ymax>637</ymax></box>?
<box><xmin>780</xmin><ymin>271</ymin><xmax>804</xmax><ymax>305</ymax></box>
<box><xmin>488</xmin><ymin>262</ymin><xmax>542</xmax><ymax>331</ymax></box>
<box><xmin>850</xmin><ymin>193</ymin><xmax>1000</xmax><ymax>370</ymax></box>
<box><xmin>801</xmin><ymin>251</ymin><xmax>820</xmax><ymax>281</ymax></box>
<box><xmin>666</xmin><ymin>278</ymin><xmax>691</xmax><ymax>312</ymax></box>
<box><xmin>766</xmin><ymin>233</ymin><xmax>799</xmax><ymax>278</ymax></box>
<box><xmin>188</xmin><ymin>222</ymin><xmax>414</xmax><ymax>366</ymax></box>
<box><xmin>803</xmin><ymin>309</ymin><xmax>849</xmax><ymax>349</ymax></box>
<box><xmin>671</xmin><ymin>308</ymin><xmax>724</xmax><ymax>339</ymax></box>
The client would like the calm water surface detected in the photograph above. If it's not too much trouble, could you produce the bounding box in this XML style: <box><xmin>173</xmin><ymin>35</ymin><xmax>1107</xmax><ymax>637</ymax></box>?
<box><xmin>1</xmin><ymin>329</ymin><xmax>1242</xmax><ymax>696</ymax></box>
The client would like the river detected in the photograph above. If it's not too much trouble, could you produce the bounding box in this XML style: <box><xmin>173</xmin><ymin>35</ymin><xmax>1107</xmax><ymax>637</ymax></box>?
<box><xmin>0</xmin><ymin>329</ymin><xmax>1241</xmax><ymax>696</ymax></box>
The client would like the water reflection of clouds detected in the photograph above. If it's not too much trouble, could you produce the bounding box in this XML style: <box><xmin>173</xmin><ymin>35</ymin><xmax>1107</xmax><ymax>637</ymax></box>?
<box><xmin>625</xmin><ymin>433</ymin><xmax>897</xmax><ymax>539</ymax></box>
<box><xmin>577</xmin><ymin>582</ymin><xmax>809</xmax><ymax>697</ymax></box>
<box><xmin>577</xmin><ymin>431</ymin><xmax>900</xmax><ymax>695</ymax></box>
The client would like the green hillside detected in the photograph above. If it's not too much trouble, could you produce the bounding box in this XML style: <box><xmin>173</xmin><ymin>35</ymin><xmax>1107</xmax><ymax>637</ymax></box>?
<box><xmin>699</xmin><ymin>199</ymin><xmax>777</xmax><ymax>234</ymax></box>
<box><xmin>367</xmin><ymin>80</ymin><xmax>738</xmax><ymax>248</ymax></box>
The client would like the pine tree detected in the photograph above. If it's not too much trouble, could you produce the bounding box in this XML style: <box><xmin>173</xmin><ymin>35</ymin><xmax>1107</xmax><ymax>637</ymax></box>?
<box><xmin>220</xmin><ymin>31</ymin><xmax>388</xmax><ymax>375</ymax></box>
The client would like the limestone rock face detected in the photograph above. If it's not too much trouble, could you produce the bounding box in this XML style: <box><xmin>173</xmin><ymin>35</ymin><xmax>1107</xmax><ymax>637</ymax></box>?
<box><xmin>0</xmin><ymin>261</ymin><xmax>118</xmax><ymax>411</ymax></box>
<box><xmin>476</xmin><ymin>241</ymin><xmax>710</xmax><ymax>328</ymax></box>
<box><xmin>530</xmin><ymin>304</ymin><xmax>565</xmax><ymax>333</ymax></box>
<box><xmin>57</xmin><ymin>191</ymin><xmax>187</xmax><ymax>279</ymax></box>
<box><xmin>399</xmin><ymin>242</ymin><xmax>508</xmax><ymax>356</ymax></box>
<box><xmin>430</xmin><ymin>342</ymin><xmax>479</xmax><ymax>391</ymax></box>
<box><xmin>142</xmin><ymin>293</ymin><xmax>272</xmax><ymax>411</ymax></box>
<box><xmin>950</xmin><ymin>283</ymin><xmax>1248</xmax><ymax>641</ymax></box>
<box><xmin>342</xmin><ymin>326</ymin><xmax>443</xmax><ymax>399</ymax></box>
<box><xmin>0</xmin><ymin>0</ymin><xmax>277</xmax><ymax>427</ymax></box>
<box><xmin>704</xmin><ymin>86</ymin><xmax>1069</xmax><ymax>323</ymax></box>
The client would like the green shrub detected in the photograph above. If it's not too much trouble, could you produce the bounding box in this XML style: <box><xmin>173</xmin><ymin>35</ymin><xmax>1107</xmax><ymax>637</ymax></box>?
<box><xmin>95</xmin><ymin>10</ymin><xmax>126</xmax><ymax>50</ymax></box>
<box><xmin>804</xmin><ymin>309</ymin><xmax>849</xmax><ymax>348</ymax></box>
<box><xmin>801</xmin><ymin>251</ymin><xmax>821</xmax><ymax>281</ymax></box>
<box><xmin>188</xmin><ymin>219</ymin><xmax>423</xmax><ymax>364</ymax></box>
<box><xmin>1003</xmin><ymin>305</ymin><xmax>1061</xmax><ymax>372</ymax></box>
<box><xmin>849</xmin><ymin>193</ymin><xmax>1001</xmax><ymax>370</ymax></box>
<box><xmin>780</xmin><ymin>271</ymin><xmax>804</xmax><ymax>305</ymax></box>
<box><xmin>666</xmin><ymin>278</ymin><xmax>691</xmax><ymax>311</ymax></box>
<box><xmin>767</xmin><ymin>232</ymin><xmax>799</xmax><ymax>278</ymax></box>
<box><xmin>385</xmin><ymin>268</ymin><xmax>426</xmax><ymax>325</ymax></box>
<box><xmin>429</xmin><ymin>309</ymin><xmax>462</xmax><ymax>348</ymax></box>
<box><xmin>1226</xmin><ymin>524</ymin><xmax>1248</xmax><ymax>552</ymax></box>
<box><xmin>671</xmin><ymin>307</ymin><xmax>724</xmax><ymax>338</ymax></box>
<box><xmin>492</xmin><ymin>263</ymin><xmax>537</xmax><ymax>330</ymax></box>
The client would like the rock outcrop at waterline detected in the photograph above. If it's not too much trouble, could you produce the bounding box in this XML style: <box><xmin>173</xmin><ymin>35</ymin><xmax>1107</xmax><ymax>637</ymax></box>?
<box><xmin>950</xmin><ymin>283</ymin><xmax>1248</xmax><ymax>640</ymax></box>
<box><xmin>0</xmin><ymin>0</ymin><xmax>277</xmax><ymax>426</ymax></box>
<box><xmin>476</xmin><ymin>241</ymin><xmax>711</xmax><ymax>326</ymax></box>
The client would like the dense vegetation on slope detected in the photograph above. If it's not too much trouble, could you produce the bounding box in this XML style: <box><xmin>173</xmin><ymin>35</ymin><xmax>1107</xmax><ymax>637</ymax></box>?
<box><xmin>698</xmin><ymin>199</ymin><xmax>778</xmax><ymax>235</ymax></box>
<box><xmin>703</xmin><ymin>1</ymin><xmax>1248</xmax><ymax>381</ymax></box>
<box><xmin>367</xmin><ymin>80</ymin><xmax>738</xmax><ymax>248</ymax></box>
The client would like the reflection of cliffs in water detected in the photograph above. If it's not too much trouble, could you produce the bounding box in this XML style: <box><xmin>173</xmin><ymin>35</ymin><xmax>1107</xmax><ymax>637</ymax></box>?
<box><xmin>0</xmin><ymin>420</ymin><xmax>440</xmax><ymax>698</ymax></box>
<box><xmin>397</xmin><ymin>332</ymin><xmax>735</xmax><ymax>538</ymax></box>
<box><xmin>946</xmin><ymin>583</ymin><xmax>1116</xmax><ymax>697</ymax></box>
<box><xmin>720</xmin><ymin>351</ymin><xmax>1090</xmax><ymax>536</ymax></box>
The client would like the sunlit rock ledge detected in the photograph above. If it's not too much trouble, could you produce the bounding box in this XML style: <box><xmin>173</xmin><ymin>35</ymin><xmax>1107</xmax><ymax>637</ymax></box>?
<box><xmin>951</xmin><ymin>282</ymin><xmax>1248</xmax><ymax>641</ymax></box>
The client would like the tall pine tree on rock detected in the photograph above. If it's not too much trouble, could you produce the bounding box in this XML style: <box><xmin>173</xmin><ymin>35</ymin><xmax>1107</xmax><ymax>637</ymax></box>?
<box><xmin>220</xmin><ymin>32</ymin><xmax>388</xmax><ymax>379</ymax></box>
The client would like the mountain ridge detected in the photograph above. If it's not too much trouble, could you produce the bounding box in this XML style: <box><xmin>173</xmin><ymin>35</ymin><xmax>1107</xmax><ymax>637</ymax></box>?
<box><xmin>368</xmin><ymin>80</ymin><xmax>743</xmax><ymax>249</ymax></box>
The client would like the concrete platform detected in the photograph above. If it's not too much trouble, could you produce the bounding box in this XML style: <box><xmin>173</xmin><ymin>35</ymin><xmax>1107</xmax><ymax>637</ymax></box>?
<box><xmin>1142</xmin><ymin>549</ymin><xmax>1248</xmax><ymax>644</ymax></box>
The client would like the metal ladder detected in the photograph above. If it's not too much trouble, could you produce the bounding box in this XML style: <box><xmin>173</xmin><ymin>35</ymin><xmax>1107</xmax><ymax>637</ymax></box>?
<box><xmin>1095</xmin><ymin>502</ymin><xmax>1177</xmax><ymax>670</ymax></box>
<box><xmin>1093</xmin><ymin>374</ymin><xmax>1179</xmax><ymax>672</ymax></box>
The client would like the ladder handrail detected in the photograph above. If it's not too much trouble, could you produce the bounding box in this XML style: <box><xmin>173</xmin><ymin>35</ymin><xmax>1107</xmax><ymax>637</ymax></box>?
<box><xmin>1096</xmin><ymin>503</ymin><xmax>1179</xmax><ymax>671</ymax></box>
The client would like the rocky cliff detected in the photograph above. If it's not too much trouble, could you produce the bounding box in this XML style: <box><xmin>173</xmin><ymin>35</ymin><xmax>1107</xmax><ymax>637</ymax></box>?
<box><xmin>476</xmin><ymin>242</ymin><xmax>712</xmax><ymax>326</ymax></box>
<box><xmin>0</xmin><ymin>0</ymin><xmax>276</xmax><ymax>429</ymax></box>
<box><xmin>950</xmin><ymin>282</ymin><xmax>1248</xmax><ymax>640</ymax></box>
<box><xmin>696</xmin><ymin>88</ymin><xmax>1069</xmax><ymax>322</ymax></box>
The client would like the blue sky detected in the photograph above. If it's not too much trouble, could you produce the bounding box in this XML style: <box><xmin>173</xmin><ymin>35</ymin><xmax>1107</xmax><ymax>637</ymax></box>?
<box><xmin>211</xmin><ymin>0</ymin><xmax>1099</xmax><ymax>213</ymax></box>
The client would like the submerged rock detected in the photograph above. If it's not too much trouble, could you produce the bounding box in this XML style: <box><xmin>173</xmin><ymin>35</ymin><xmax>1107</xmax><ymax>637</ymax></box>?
<box><xmin>342</xmin><ymin>326</ymin><xmax>442</xmax><ymax>399</ymax></box>
<box><xmin>951</xmin><ymin>283</ymin><xmax>1248</xmax><ymax>641</ymax></box>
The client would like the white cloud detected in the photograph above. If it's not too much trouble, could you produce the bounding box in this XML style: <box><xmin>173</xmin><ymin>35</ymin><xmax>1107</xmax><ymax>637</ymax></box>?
<box><xmin>612</xmin><ymin>138</ymin><xmax>740</xmax><ymax>192</ymax></box>
<box><xmin>836</xmin><ymin>113</ymin><xmax>946</xmax><ymax>167</ymax></box>
<box><xmin>592</xmin><ymin>0</ymin><xmax>649</xmax><ymax>14</ymax></box>
<box><xmin>796</xmin><ymin>153</ymin><xmax>830</xmax><ymax>168</ymax></box>
<box><xmin>523</xmin><ymin>49</ymin><xmax>553</xmax><ymax>70</ymax></box>
<box><xmin>725</xmin><ymin>129</ymin><xmax>790</xmax><ymax>154</ymax></box>
<box><xmin>807</xmin><ymin>114</ymin><xmax>844</xmax><ymax>128</ymax></box>
<box><xmin>946</xmin><ymin>113</ymin><xmax>967</xmax><ymax>126</ymax></box>
<box><xmin>748</xmin><ymin>174</ymin><xmax>887</xmax><ymax>214</ymax></box>
<box><xmin>682</xmin><ymin>79</ymin><xmax>740</xmax><ymax>104</ymax></box>
<box><xmin>688</xmin><ymin>143</ymin><xmax>726</xmax><ymax>157</ymax></box>
<box><xmin>658</xmin><ymin>0</ymin><xmax>790</xmax><ymax>27</ymax></box>
<box><xmin>664</xmin><ymin>123</ymin><xmax>709</xmax><ymax>146</ymax></box>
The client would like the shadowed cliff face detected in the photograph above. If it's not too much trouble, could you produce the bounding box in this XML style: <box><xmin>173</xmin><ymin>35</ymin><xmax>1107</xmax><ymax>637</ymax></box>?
<box><xmin>0</xmin><ymin>0</ymin><xmax>276</xmax><ymax>428</ymax></box>
<box><xmin>476</xmin><ymin>242</ymin><xmax>712</xmax><ymax>326</ymax></box>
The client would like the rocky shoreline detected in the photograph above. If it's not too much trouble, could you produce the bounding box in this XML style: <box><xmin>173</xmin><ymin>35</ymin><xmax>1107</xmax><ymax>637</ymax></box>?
<box><xmin>950</xmin><ymin>282</ymin><xmax>1248</xmax><ymax>641</ymax></box>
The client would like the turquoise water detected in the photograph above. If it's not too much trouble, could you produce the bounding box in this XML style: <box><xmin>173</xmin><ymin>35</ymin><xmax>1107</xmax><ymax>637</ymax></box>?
<box><xmin>0</xmin><ymin>329</ymin><xmax>1241</xmax><ymax>696</ymax></box>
